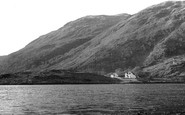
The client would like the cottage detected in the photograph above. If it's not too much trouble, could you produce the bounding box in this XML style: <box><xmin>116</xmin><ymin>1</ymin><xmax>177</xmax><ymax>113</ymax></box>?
<box><xmin>125</xmin><ymin>72</ymin><xmax>136</xmax><ymax>79</ymax></box>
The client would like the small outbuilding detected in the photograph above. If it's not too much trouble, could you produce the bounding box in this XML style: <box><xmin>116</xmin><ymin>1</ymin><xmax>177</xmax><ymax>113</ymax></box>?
<box><xmin>125</xmin><ymin>72</ymin><xmax>136</xmax><ymax>79</ymax></box>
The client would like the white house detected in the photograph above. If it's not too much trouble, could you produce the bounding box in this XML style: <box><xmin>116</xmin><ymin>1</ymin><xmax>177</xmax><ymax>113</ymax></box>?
<box><xmin>125</xmin><ymin>72</ymin><xmax>136</xmax><ymax>79</ymax></box>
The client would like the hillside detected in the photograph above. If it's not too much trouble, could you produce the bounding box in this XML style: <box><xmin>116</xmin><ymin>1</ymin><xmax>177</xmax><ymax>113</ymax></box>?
<box><xmin>0</xmin><ymin>56</ymin><xmax>6</xmax><ymax>68</ymax></box>
<box><xmin>1</xmin><ymin>1</ymin><xmax>185</xmax><ymax>83</ymax></box>
<box><xmin>0</xmin><ymin>14</ymin><xmax>130</xmax><ymax>73</ymax></box>
<box><xmin>0</xmin><ymin>56</ymin><xmax>6</xmax><ymax>62</ymax></box>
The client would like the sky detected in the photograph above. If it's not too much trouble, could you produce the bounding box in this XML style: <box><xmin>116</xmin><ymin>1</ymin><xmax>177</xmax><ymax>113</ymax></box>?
<box><xmin>0</xmin><ymin>0</ymin><xmax>174</xmax><ymax>56</ymax></box>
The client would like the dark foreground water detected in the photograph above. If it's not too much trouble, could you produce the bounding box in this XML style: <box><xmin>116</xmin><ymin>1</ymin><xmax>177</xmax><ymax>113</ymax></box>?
<box><xmin>0</xmin><ymin>84</ymin><xmax>185</xmax><ymax>115</ymax></box>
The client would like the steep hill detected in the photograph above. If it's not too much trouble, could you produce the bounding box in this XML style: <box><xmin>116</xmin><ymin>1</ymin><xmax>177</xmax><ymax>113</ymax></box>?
<box><xmin>1</xmin><ymin>1</ymin><xmax>185</xmax><ymax>82</ymax></box>
<box><xmin>54</xmin><ymin>1</ymin><xmax>185</xmax><ymax>74</ymax></box>
<box><xmin>0</xmin><ymin>14</ymin><xmax>130</xmax><ymax>73</ymax></box>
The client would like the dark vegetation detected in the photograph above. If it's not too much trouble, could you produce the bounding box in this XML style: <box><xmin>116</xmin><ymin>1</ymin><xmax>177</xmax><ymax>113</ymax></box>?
<box><xmin>0</xmin><ymin>70</ymin><xmax>120</xmax><ymax>85</ymax></box>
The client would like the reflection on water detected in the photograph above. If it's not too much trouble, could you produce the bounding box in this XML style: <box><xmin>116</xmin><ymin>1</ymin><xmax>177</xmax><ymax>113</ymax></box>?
<box><xmin>0</xmin><ymin>84</ymin><xmax>185</xmax><ymax>114</ymax></box>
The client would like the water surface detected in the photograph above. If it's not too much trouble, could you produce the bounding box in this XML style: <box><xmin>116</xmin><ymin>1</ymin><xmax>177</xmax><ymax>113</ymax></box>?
<box><xmin>0</xmin><ymin>84</ymin><xmax>185</xmax><ymax>115</ymax></box>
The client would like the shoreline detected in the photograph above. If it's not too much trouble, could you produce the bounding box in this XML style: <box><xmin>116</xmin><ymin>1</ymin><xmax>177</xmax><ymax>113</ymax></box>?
<box><xmin>0</xmin><ymin>82</ymin><xmax>184</xmax><ymax>85</ymax></box>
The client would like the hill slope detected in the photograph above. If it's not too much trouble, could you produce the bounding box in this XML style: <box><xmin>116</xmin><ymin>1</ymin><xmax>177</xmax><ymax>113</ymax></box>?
<box><xmin>0</xmin><ymin>14</ymin><xmax>130</xmax><ymax>73</ymax></box>
<box><xmin>1</xmin><ymin>1</ymin><xmax>185</xmax><ymax>82</ymax></box>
